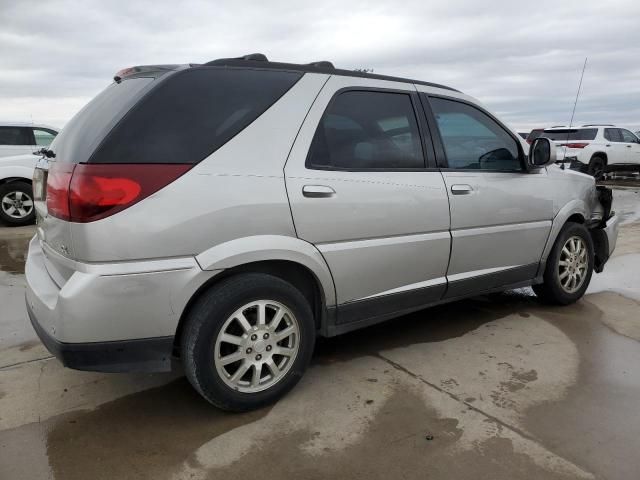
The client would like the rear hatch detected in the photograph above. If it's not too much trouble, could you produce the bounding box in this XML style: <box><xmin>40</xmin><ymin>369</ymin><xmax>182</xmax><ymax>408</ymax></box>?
<box><xmin>542</xmin><ymin>128</ymin><xmax>598</xmax><ymax>161</ymax></box>
<box><xmin>32</xmin><ymin>63</ymin><xmax>304</xmax><ymax>285</ymax></box>
<box><xmin>33</xmin><ymin>66</ymin><xmax>179</xmax><ymax>285</ymax></box>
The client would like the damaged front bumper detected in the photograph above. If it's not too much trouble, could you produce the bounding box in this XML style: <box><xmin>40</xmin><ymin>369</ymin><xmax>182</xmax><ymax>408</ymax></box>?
<box><xmin>590</xmin><ymin>186</ymin><xmax>619</xmax><ymax>273</ymax></box>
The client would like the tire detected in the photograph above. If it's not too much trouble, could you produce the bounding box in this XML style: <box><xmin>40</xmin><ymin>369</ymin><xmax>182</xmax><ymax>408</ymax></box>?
<box><xmin>533</xmin><ymin>222</ymin><xmax>594</xmax><ymax>305</ymax></box>
<box><xmin>181</xmin><ymin>273</ymin><xmax>315</xmax><ymax>412</ymax></box>
<box><xmin>587</xmin><ymin>156</ymin><xmax>606</xmax><ymax>180</ymax></box>
<box><xmin>0</xmin><ymin>181</ymin><xmax>36</xmax><ymax>227</ymax></box>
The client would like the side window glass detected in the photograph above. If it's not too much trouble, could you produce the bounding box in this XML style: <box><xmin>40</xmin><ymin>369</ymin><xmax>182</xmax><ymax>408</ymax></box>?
<box><xmin>605</xmin><ymin>128</ymin><xmax>623</xmax><ymax>142</ymax></box>
<box><xmin>430</xmin><ymin>97</ymin><xmax>521</xmax><ymax>171</ymax></box>
<box><xmin>620</xmin><ymin>129</ymin><xmax>638</xmax><ymax>143</ymax></box>
<box><xmin>0</xmin><ymin>127</ymin><xmax>30</xmax><ymax>146</ymax></box>
<box><xmin>32</xmin><ymin>128</ymin><xmax>58</xmax><ymax>146</ymax></box>
<box><xmin>307</xmin><ymin>91</ymin><xmax>425</xmax><ymax>169</ymax></box>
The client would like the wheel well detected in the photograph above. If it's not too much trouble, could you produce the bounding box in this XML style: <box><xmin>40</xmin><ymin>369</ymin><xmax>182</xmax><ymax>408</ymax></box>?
<box><xmin>566</xmin><ymin>213</ymin><xmax>585</xmax><ymax>224</ymax></box>
<box><xmin>172</xmin><ymin>260</ymin><xmax>326</xmax><ymax>357</ymax></box>
<box><xmin>590</xmin><ymin>152</ymin><xmax>607</xmax><ymax>164</ymax></box>
<box><xmin>0</xmin><ymin>177</ymin><xmax>32</xmax><ymax>186</ymax></box>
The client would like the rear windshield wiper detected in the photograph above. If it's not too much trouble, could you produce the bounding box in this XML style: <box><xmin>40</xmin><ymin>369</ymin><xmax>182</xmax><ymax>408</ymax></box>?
<box><xmin>33</xmin><ymin>148</ymin><xmax>56</xmax><ymax>158</ymax></box>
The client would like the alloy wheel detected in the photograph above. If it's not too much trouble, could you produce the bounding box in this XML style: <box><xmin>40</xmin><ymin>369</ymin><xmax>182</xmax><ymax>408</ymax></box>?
<box><xmin>558</xmin><ymin>236</ymin><xmax>589</xmax><ymax>293</ymax></box>
<box><xmin>214</xmin><ymin>300</ymin><xmax>300</xmax><ymax>393</ymax></box>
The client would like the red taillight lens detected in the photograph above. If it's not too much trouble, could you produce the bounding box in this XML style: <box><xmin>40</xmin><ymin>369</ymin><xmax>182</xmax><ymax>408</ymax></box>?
<box><xmin>560</xmin><ymin>143</ymin><xmax>589</xmax><ymax>149</ymax></box>
<box><xmin>47</xmin><ymin>163</ymin><xmax>191</xmax><ymax>222</ymax></box>
<box><xmin>46</xmin><ymin>162</ymin><xmax>75</xmax><ymax>221</ymax></box>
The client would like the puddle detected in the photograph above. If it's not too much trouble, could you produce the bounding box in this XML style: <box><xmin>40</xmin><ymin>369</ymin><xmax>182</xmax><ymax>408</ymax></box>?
<box><xmin>0</xmin><ymin>236</ymin><xmax>30</xmax><ymax>274</ymax></box>
<box><xmin>524</xmin><ymin>293</ymin><xmax>640</xmax><ymax>480</ymax></box>
<box><xmin>45</xmin><ymin>378</ymin><xmax>270</xmax><ymax>480</ymax></box>
<box><xmin>198</xmin><ymin>388</ymin><xmax>579</xmax><ymax>480</ymax></box>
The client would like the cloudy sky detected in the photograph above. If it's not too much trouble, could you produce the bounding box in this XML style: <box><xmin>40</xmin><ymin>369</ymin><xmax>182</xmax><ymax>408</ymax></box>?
<box><xmin>1</xmin><ymin>0</ymin><xmax>639</xmax><ymax>131</ymax></box>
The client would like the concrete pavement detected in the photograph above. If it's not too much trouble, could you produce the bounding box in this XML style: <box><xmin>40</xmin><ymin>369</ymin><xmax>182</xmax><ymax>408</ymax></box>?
<box><xmin>1</xmin><ymin>188</ymin><xmax>639</xmax><ymax>480</ymax></box>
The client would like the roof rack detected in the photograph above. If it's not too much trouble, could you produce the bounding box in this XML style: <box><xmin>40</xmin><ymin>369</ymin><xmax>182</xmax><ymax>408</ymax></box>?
<box><xmin>202</xmin><ymin>53</ymin><xmax>459</xmax><ymax>92</ymax></box>
<box><xmin>582</xmin><ymin>124</ymin><xmax>614</xmax><ymax>127</ymax></box>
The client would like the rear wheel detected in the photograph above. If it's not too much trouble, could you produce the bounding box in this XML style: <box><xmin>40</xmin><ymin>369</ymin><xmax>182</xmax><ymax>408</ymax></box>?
<box><xmin>587</xmin><ymin>156</ymin><xmax>606</xmax><ymax>180</ymax></box>
<box><xmin>181</xmin><ymin>273</ymin><xmax>315</xmax><ymax>411</ymax></box>
<box><xmin>533</xmin><ymin>223</ymin><xmax>594</xmax><ymax>305</ymax></box>
<box><xmin>0</xmin><ymin>181</ymin><xmax>35</xmax><ymax>226</ymax></box>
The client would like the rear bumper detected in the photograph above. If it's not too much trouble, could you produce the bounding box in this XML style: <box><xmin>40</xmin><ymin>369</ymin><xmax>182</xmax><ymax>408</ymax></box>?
<box><xmin>25</xmin><ymin>236</ymin><xmax>213</xmax><ymax>372</ymax></box>
<box><xmin>27</xmin><ymin>300</ymin><xmax>174</xmax><ymax>372</ymax></box>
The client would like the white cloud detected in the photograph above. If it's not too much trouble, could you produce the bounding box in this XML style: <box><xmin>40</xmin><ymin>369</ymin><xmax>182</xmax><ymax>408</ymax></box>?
<box><xmin>0</xmin><ymin>0</ymin><xmax>639</xmax><ymax>130</ymax></box>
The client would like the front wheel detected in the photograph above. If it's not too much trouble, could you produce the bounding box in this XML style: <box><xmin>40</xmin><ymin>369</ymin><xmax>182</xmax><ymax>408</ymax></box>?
<box><xmin>181</xmin><ymin>273</ymin><xmax>315</xmax><ymax>411</ymax></box>
<box><xmin>533</xmin><ymin>223</ymin><xmax>594</xmax><ymax>305</ymax></box>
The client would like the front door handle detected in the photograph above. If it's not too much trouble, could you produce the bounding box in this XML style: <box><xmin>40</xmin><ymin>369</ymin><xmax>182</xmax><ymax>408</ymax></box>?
<box><xmin>627</xmin><ymin>145</ymin><xmax>633</xmax><ymax>148</ymax></box>
<box><xmin>302</xmin><ymin>185</ymin><xmax>336</xmax><ymax>198</ymax></box>
<box><xmin>450</xmin><ymin>184</ymin><xmax>473</xmax><ymax>195</ymax></box>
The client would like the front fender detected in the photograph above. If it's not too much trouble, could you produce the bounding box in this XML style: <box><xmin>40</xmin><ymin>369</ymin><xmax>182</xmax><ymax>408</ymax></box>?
<box><xmin>540</xmin><ymin>199</ymin><xmax>591</xmax><ymax>264</ymax></box>
<box><xmin>195</xmin><ymin>235</ymin><xmax>336</xmax><ymax>307</ymax></box>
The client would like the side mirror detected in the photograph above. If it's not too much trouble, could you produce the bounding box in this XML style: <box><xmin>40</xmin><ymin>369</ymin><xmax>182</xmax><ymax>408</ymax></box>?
<box><xmin>527</xmin><ymin>137</ymin><xmax>556</xmax><ymax>170</ymax></box>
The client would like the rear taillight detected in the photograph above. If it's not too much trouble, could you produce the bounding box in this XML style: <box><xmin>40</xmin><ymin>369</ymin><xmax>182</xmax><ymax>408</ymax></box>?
<box><xmin>560</xmin><ymin>143</ymin><xmax>589</xmax><ymax>149</ymax></box>
<box><xmin>46</xmin><ymin>162</ymin><xmax>75</xmax><ymax>220</ymax></box>
<box><xmin>46</xmin><ymin>162</ymin><xmax>191</xmax><ymax>223</ymax></box>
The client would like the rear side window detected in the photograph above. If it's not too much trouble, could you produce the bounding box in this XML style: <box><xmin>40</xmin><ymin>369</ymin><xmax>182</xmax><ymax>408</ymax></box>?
<box><xmin>604</xmin><ymin>128</ymin><xmax>623</xmax><ymax>142</ymax></box>
<box><xmin>307</xmin><ymin>90</ymin><xmax>425</xmax><ymax>170</ymax></box>
<box><xmin>543</xmin><ymin>128</ymin><xmax>597</xmax><ymax>141</ymax></box>
<box><xmin>430</xmin><ymin>98</ymin><xmax>521</xmax><ymax>171</ymax></box>
<box><xmin>0</xmin><ymin>127</ymin><xmax>31</xmax><ymax>145</ymax></box>
<box><xmin>91</xmin><ymin>68</ymin><xmax>302</xmax><ymax>164</ymax></box>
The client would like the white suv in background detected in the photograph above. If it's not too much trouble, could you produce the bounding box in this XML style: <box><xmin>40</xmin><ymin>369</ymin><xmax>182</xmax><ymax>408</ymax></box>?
<box><xmin>0</xmin><ymin>123</ymin><xmax>58</xmax><ymax>158</ymax></box>
<box><xmin>542</xmin><ymin>125</ymin><xmax>640</xmax><ymax>177</ymax></box>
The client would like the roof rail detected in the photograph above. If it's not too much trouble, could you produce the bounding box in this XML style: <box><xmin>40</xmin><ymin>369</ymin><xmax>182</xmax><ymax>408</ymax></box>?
<box><xmin>307</xmin><ymin>61</ymin><xmax>335</xmax><ymax>69</ymax></box>
<box><xmin>582</xmin><ymin>124</ymin><xmax>614</xmax><ymax>127</ymax></box>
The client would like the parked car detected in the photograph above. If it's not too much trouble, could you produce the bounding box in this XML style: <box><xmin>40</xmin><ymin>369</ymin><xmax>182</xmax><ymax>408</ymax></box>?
<box><xmin>525</xmin><ymin>128</ymin><xmax>545</xmax><ymax>144</ymax></box>
<box><xmin>26</xmin><ymin>55</ymin><xmax>619</xmax><ymax>411</ymax></box>
<box><xmin>0</xmin><ymin>153</ymin><xmax>38</xmax><ymax>226</ymax></box>
<box><xmin>517</xmin><ymin>131</ymin><xmax>529</xmax><ymax>140</ymax></box>
<box><xmin>0</xmin><ymin>122</ymin><xmax>58</xmax><ymax>158</ymax></box>
<box><xmin>541</xmin><ymin>125</ymin><xmax>640</xmax><ymax>178</ymax></box>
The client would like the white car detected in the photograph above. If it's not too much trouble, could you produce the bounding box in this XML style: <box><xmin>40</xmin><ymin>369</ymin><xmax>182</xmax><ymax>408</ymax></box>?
<box><xmin>0</xmin><ymin>122</ymin><xmax>58</xmax><ymax>158</ymax></box>
<box><xmin>0</xmin><ymin>153</ymin><xmax>38</xmax><ymax>226</ymax></box>
<box><xmin>542</xmin><ymin>125</ymin><xmax>640</xmax><ymax>177</ymax></box>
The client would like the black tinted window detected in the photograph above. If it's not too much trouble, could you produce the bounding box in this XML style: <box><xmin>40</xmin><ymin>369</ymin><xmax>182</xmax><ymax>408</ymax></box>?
<box><xmin>0</xmin><ymin>127</ymin><xmax>30</xmax><ymax>145</ymax></box>
<box><xmin>431</xmin><ymin>98</ymin><xmax>520</xmax><ymax>171</ymax></box>
<box><xmin>604</xmin><ymin>128</ymin><xmax>623</xmax><ymax>142</ymax></box>
<box><xmin>543</xmin><ymin>129</ymin><xmax>597</xmax><ymax>141</ymax></box>
<box><xmin>91</xmin><ymin>68</ymin><xmax>301</xmax><ymax>164</ymax></box>
<box><xmin>307</xmin><ymin>91</ymin><xmax>425</xmax><ymax>169</ymax></box>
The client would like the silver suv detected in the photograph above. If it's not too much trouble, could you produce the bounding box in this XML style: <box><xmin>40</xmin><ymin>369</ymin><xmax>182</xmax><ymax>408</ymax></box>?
<box><xmin>26</xmin><ymin>54</ymin><xmax>619</xmax><ymax>411</ymax></box>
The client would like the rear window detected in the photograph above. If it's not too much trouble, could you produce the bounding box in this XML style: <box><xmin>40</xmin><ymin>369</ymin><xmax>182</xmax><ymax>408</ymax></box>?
<box><xmin>50</xmin><ymin>77</ymin><xmax>154</xmax><ymax>163</ymax></box>
<box><xmin>90</xmin><ymin>68</ymin><xmax>302</xmax><ymax>164</ymax></box>
<box><xmin>542</xmin><ymin>128</ymin><xmax>598</xmax><ymax>141</ymax></box>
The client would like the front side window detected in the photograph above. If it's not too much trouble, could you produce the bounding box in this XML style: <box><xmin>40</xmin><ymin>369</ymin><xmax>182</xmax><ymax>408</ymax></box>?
<box><xmin>0</xmin><ymin>127</ymin><xmax>30</xmax><ymax>146</ymax></box>
<box><xmin>32</xmin><ymin>128</ymin><xmax>57</xmax><ymax>146</ymax></box>
<box><xmin>307</xmin><ymin>91</ymin><xmax>425</xmax><ymax>169</ymax></box>
<box><xmin>430</xmin><ymin>98</ymin><xmax>521</xmax><ymax>171</ymax></box>
<box><xmin>620</xmin><ymin>129</ymin><xmax>639</xmax><ymax>143</ymax></box>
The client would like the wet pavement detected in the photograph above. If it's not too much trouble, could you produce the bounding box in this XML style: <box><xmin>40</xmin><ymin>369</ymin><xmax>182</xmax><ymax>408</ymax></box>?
<box><xmin>1</xmin><ymin>188</ymin><xmax>639</xmax><ymax>480</ymax></box>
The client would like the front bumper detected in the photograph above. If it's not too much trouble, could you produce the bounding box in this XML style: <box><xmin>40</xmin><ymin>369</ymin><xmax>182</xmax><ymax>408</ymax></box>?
<box><xmin>25</xmin><ymin>236</ymin><xmax>211</xmax><ymax>372</ymax></box>
<box><xmin>591</xmin><ymin>212</ymin><xmax>619</xmax><ymax>273</ymax></box>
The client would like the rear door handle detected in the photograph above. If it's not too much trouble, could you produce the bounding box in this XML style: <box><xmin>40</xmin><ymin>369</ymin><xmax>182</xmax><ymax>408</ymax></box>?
<box><xmin>302</xmin><ymin>185</ymin><xmax>336</xmax><ymax>198</ymax></box>
<box><xmin>450</xmin><ymin>184</ymin><xmax>473</xmax><ymax>195</ymax></box>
